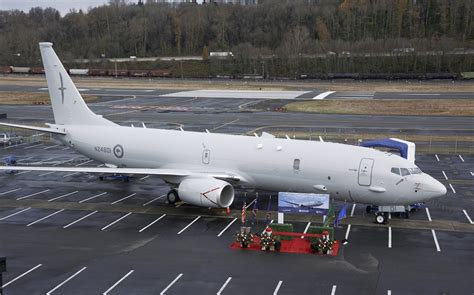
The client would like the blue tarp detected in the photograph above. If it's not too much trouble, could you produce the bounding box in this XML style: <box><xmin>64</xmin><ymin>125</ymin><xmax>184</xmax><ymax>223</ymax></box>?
<box><xmin>361</xmin><ymin>138</ymin><xmax>408</xmax><ymax>159</ymax></box>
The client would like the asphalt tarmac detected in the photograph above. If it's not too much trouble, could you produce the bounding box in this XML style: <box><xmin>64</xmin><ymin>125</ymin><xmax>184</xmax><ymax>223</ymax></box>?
<box><xmin>0</xmin><ymin>83</ymin><xmax>473</xmax><ymax>294</ymax></box>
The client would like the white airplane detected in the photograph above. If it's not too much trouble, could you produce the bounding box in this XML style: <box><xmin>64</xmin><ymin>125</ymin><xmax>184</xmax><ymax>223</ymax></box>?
<box><xmin>0</xmin><ymin>42</ymin><xmax>446</xmax><ymax>224</ymax></box>
<box><xmin>281</xmin><ymin>200</ymin><xmax>324</xmax><ymax>208</ymax></box>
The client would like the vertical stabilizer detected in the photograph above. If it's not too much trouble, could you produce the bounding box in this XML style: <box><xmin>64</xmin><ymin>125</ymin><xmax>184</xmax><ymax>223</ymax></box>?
<box><xmin>39</xmin><ymin>42</ymin><xmax>115</xmax><ymax>126</ymax></box>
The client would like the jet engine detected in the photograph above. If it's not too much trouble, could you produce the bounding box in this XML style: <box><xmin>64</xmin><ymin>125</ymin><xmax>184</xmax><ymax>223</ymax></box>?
<box><xmin>178</xmin><ymin>178</ymin><xmax>234</xmax><ymax>208</ymax></box>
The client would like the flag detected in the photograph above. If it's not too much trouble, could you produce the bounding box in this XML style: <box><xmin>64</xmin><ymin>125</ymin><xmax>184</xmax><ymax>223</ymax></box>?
<box><xmin>334</xmin><ymin>203</ymin><xmax>347</xmax><ymax>227</ymax></box>
<box><xmin>265</xmin><ymin>195</ymin><xmax>272</xmax><ymax>225</ymax></box>
<box><xmin>251</xmin><ymin>197</ymin><xmax>258</xmax><ymax>225</ymax></box>
<box><xmin>241</xmin><ymin>201</ymin><xmax>246</xmax><ymax>224</ymax></box>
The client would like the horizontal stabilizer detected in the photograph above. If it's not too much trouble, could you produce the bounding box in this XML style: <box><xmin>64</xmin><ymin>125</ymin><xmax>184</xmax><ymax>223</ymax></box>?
<box><xmin>0</xmin><ymin>122</ymin><xmax>66</xmax><ymax>135</ymax></box>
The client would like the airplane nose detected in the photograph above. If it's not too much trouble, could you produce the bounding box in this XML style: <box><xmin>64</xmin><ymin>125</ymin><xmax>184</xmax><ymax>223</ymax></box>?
<box><xmin>422</xmin><ymin>176</ymin><xmax>447</xmax><ymax>198</ymax></box>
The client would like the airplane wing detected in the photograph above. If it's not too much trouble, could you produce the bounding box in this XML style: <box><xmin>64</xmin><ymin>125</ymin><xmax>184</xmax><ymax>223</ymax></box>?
<box><xmin>0</xmin><ymin>122</ymin><xmax>66</xmax><ymax>135</ymax></box>
<box><xmin>0</xmin><ymin>166</ymin><xmax>242</xmax><ymax>182</ymax></box>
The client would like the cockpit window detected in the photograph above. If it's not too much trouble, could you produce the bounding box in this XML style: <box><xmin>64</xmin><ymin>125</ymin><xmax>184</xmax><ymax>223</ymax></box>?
<box><xmin>409</xmin><ymin>168</ymin><xmax>422</xmax><ymax>174</ymax></box>
<box><xmin>400</xmin><ymin>168</ymin><xmax>410</xmax><ymax>176</ymax></box>
<box><xmin>391</xmin><ymin>168</ymin><xmax>401</xmax><ymax>175</ymax></box>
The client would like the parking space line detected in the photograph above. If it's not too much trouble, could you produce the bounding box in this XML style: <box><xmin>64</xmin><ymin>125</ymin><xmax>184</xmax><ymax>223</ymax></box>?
<box><xmin>24</xmin><ymin>143</ymin><xmax>44</xmax><ymax>150</ymax></box>
<box><xmin>139</xmin><ymin>214</ymin><xmax>167</xmax><ymax>233</ymax></box>
<box><xmin>0</xmin><ymin>188</ymin><xmax>22</xmax><ymax>196</ymax></box>
<box><xmin>48</xmin><ymin>191</ymin><xmax>79</xmax><ymax>202</ymax></box>
<box><xmin>63</xmin><ymin>210</ymin><xmax>98</xmax><ymax>228</ymax></box>
<box><xmin>160</xmin><ymin>273</ymin><xmax>183</xmax><ymax>295</ymax></box>
<box><xmin>61</xmin><ymin>147</ymin><xmax>70</xmax><ymax>150</ymax></box>
<box><xmin>301</xmin><ymin>222</ymin><xmax>311</xmax><ymax>239</ymax></box>
<box><xmin>79</xmin><ymin>192</ymin><xmax>107</xmax><ymax>203</ymax></box>
<box><xmin>101</xmin><ymin>212</ymin><xmax>132</xmax><ymax>231</ymax></box>
<box><xmin>441</xmin><ymin>170</ymin><xmax>448</xmax><ymax>180</ymax></box>
<box><xmin>262</xmin><ymin>220</ymin><xmax>274</xmax><ymax>235</ymax></box>
<box><xmin>471</xmin><ymin>172</ymin><xmax>474</xmax><ymax>177</ymax></box>
<box><xmin>217</xmin><ymin>277</ymin><xmax>232</xmax><ymax>295</ymax></box>
<box><xmin>273</xmin><ymin>280</ymin><xmax>283</xmax><ymax>295</ymax></box>
<box><xmin>17</xmin><ymin>156</ymin><xmax>33</xmax><ymax>162</ymax></box>
<box><xmin>331</xmin><ymin>285</ymin><xmax>337</xmax><ymax>295</ymax></box>
<box><xmin>435</xmin><ymin>154</ymin><xmax>440</xmax><ymax>162</ymax></box>
<box><xmin>103</xmin><ymin>270</ymin><xmax>134</xmax><ymax>295</ymax></box>
<box><xmin>27</xmin><ymin>209</ymin><xmax>65</xmax><ymax>226</ymax></box>
<box><xmin>75</xmin><ymin>159</ymin><xmax>93</xmax><ymax>166</ymax></box>
<box><xmin>388</xmin><ymin>227</ymin><xmax>392</xmax><ymax>248</ymax></box>
<box><xmin>111</xmin><ymin>193</ymin><xmax>136</xmax><ymax>204</ymax></box>
<box><xmin>245</xmin><ymin>198</ymin><xmax>257</xmax><ymax>209</ymax></box>
<box><xmin>43</xmin><ymin>144</ymin><xmax>60</xmax><ymax>150</ymax></box>
<box><xmin>431</xmin><ymin>229</ymin><xmax>441</xmax><ymax>252</ymax></box>
<box><xmin>448</xmin><ymin>184</ymin><xmax>456</xmax><ymax>194</ymax></box>
<box><xmin>462</xmin><ymin>210</ymin><xmax>473</xmax><ymax>224</ymax></box>
<box><xmin>0</xmin><ymin>208</ymin><xmax>31</xmax><ymax>221</ymax></box>
<box><xmin>217</xmin><ymin>218</ymin><xmax>238</xmax><ymax>237</ymax></box>
<box><xmin>2</xmin><ymin>264</ymin><xmax>43</xmax><ymax>288</ymax></box>
<box><xmin>177</xmin><ymin>216</ymin><xmax>201</xmax><ymax>235</ymax></box>
<box><xmin>16</xmin><ymin>189</ymin><xmax>50</xmax><ymax>200</ymax></box>
<box><xmin>458</xmin><ymin>155</ymin><xmax>465</xmax><ymax>162</ymax></box>
<box><xmin>5</xmin><ymin>142</ymin><xmax>29</xmax><ymax>149</ymax></box>
<box><xmin>46</xmin><ymin>266</ymin><xmax>87</xmax><ymax>295</ymax></box>
<box><xmin>345</xmin><ymin>224</ymin><xmax>351</xmax><ymax>240</ymax></box>
<box><xmin>350</xmin><ymin>203</ymin><xmax>356</xmax><ymax>217</ymax></box>
<box><xmin>387</xmin><ymin>291</ymin><xmax>391</xmax><ymax>295</ymax></box>
<box><xmin>16</xmin><ymin>170</ymin><xmax>31</xmax><ymax>175</ymax></box>
<box><xmin>63</xmin><ymin>172</ymin><xmax>80</xmax><ymax>177</ymax></box>
<box><xmin>39</xmin><ymin>171</ymin><xmax>56</xmax><ymax>177</ymax></box>
<box><xmin>425</xmin><ymin>208</ymin><xmax>432</xmax><ymax>221</ymax></box>
<box><xmin>139</xmin><ymin>175</ymin><xmax>150</xmax><ymax>181</ymax></box>
<box><xmin>143</xmin><ymin>194</ymin><xmax>166</xmax><ymax>206</ymax></box>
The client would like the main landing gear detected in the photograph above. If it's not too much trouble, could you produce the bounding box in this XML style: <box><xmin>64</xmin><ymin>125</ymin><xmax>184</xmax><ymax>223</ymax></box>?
<box><xmin>375</xmin><ymin>212</ymin><xmax>389</xmax><ymax>224</ymax></box>
<box><xmin>167</xmin><ymin>189</ymin><xmax>180</xmax><ymax>204</ymax></box>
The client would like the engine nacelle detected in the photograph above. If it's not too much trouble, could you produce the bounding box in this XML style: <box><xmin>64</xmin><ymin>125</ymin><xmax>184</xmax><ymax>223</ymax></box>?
<box><xmin>178</xmin><ymin>178</ymin><xmax>234</xmax><ymax>208</ymax></box>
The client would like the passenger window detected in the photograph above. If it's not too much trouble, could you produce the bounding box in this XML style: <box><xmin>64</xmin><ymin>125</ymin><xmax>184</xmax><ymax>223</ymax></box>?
<box><xmin>391</xmin><ymin>168</ymin><xmax>400</xmax><ymax>175</ymax></box>
<box><xmin>293</xmin><ymin>159</ymin><xmax>300</xmax><ymax>170</ymax></box>
<box><xmin>400</xmin><ymin>168</ymin><xmax>410</xmax><ymax>176</ymax></box>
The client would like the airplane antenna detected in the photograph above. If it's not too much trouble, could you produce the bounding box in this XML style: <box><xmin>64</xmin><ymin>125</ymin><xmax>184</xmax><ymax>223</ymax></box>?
<box><xmin>131</xmin><ymin>124</ymin><xmax>135</xmax><ymax>128</ymax></box>
<box><xmin>254</xmin><ymin>133</ymin><xmax>259</xmax><ymax>137</ymax></box>
<box><xmin>319</xmin><ymin>136</ymin><xmax>324</xmax><ymax>142</ymax></box>
<box><xmin>179</xmin><ymin>127</ymin><xmax>184</xmax><ymax>131</ymax></box>
<box><xmin>142</xmin><ymin>122</ymin><xmax>146</xmax><ymax>128</ymax></box>
<box><xmin>285</xmin><ymin>135</ymin><xmax>291</xmax><ymax>140</ymax></box>
<box><xmin>206</xmin><ymin>129</ymin><xmax>210</xmax><ymax>133</ymax></box>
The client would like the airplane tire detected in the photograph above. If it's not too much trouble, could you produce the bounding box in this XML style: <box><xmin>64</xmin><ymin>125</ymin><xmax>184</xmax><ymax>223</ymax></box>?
<box><xmin>167</xmin><ymin>189</ymin><xmax>180</xmax><ymax>204</ymax></box>
<box><xmin>375</xmin><ymin>213</ymin><xmax>386</xmax><ymax>224</ymax></box>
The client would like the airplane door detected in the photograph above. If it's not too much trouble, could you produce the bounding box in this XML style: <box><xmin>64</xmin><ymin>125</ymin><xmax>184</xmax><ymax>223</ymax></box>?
<box><xmin>202</xmin><ymin>149</ymin><xmax>210</xmax><ymax>164</ymax></box>
<box><xmin>358</xmin><ymin>158</ymin><xmax>374</xmax><ymax>186</ymax></box>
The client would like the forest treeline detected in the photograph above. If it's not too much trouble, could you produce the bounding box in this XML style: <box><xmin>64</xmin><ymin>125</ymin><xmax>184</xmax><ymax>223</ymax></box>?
<box><xmin>0</xmin><ymin>0</ymin><xmax>473</xmax><ymax>77</ymax></box>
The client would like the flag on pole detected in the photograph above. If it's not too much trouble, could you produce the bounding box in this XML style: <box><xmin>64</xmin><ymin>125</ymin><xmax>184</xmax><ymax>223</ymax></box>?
<box><xmin>241</xmin><ymin>201</ymin><xmax>246</xmax><ymax>224</ymax></box>
<box><xmin>251</xmin><ymin>196</ymin><xmax>258</xmax><ymax>225</ymax></box>
<box><xmin>334</xmin><ymin>203</ymin><xmax>347</xmax><ymax>227</ymax></box>
<box><xmin>265</xmin><ymin>195</ymin><xmax>272</xmax><ymax>225</ymax></box>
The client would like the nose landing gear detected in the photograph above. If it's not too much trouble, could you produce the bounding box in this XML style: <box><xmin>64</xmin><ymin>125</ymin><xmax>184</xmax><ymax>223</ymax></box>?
<box><xmin>167</xmin><ymin>189</ymin><xmax>180</xmax><ymax>204</ymax></box>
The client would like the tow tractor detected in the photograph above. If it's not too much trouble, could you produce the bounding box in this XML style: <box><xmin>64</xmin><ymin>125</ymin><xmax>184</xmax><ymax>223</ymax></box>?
<box><xmin>366</xmin><ymin>203</ymin><xmax>425</xmax><ymax>224</ymax></box>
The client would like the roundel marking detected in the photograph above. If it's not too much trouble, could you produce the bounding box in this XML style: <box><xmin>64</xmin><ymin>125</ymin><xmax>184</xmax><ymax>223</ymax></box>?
<box><xmin>113</xmin><ymin>144</ymin><xmax>124</xmax><ymax>158</ymax></box>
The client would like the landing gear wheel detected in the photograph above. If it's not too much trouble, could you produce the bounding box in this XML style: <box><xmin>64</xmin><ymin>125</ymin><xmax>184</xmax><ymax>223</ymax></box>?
<box><xmin>167</xmin><ymin>189</ymin><xmax>180</xmax><ymax>204</ymax></box>
<box><xmin>375</xmin><ymin>213</ymin><xmax>387</xmax><ymax>224</ymax></box>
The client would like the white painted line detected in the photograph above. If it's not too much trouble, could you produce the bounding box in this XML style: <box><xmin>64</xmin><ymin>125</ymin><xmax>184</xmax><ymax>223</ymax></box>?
<box><xmin>345</xmin><ymin>224</ymin><xmax>351</xmax><ymax>240</ymax></box>
<box><xmin>217</xmin><ymin>277</ymin><xmax>232</xmax><ymax>295</ymax></box>
<box><xmin>16</xmin><ymin>170</ymin><xmax>31</xmax><ymax>175</ymax></box>
<box><xmin>101</xmin><ymin>212</ymin><xmax>132</xmax><ymax>231</ymax></box>
<box><xmin>17</xmin><ymin>156</ymin><xmax>33</xmax><ymax>162</ymax></box>
<box><xmin>160</xmin><ymin>273</ymin><xmax>183</xmax><ymax>295</ymax></box>
<box><xmin>139</xmin><ymin>214</ymin><xmax>167</xmax><ymax>233</ymax></box>
<box><xmin>350</xmin><ymin>203</ymin><xmax>356</xmax><ymax>217</ymax></box>
<box><xmin>48</xmin><ymin>191</ymin><xmax>79</xmax><ymax>202</ymax></box>
<box><xmin>330</xmin><ymin>285</ymin><xmax>337</xmax><ymax>295</ymax></box>
<box><xmin>63</xmin><ymin>210</ymin><xmax>98</xmax><ymax>228</ymax></box>
<box><xmin>111</xmin><ymin>193</ymin><xmax>136</xmax><ymax>204</ymax></box>
<box><xmin>177</xmin><ymin>216</ymin><xmax>201</xmax><ymax>235</ymax></box>
<box><xmin>462</xmin><ymin>209</ymin><xmax>473</xmax><ymax>224</ymax></box>
<box><xmin>458</xmin><ymin>155</ymin><xmax>465</xmax><ymax>162</ymax></box>
<box><xmin>75</xmin><ymin>159</ymin><xmax>93</xmax><ymax>166</ymax></box>
<box><xmin>312</xmin><ymin>91</ymin><xmax>335</xmax><ymax>100</ymax></box>
<box><xmin>441</xmin><ymin>170</ymin><xmax>448</xmax><ymax>180</ymax></box>
<box><xmin>273</xmin><ymin>280</ymin><xmax>283</xmax><ymax>295</ymax></box>
<box><xmin>0</xmin><ymin>208</ymin><xmax>31</xmax><ymax>221</ymax></box>
<box><xmin>27</xmin><ymin>209</ymin><xmax>65</xmax><ymax>226</ymax></box>
<box><xmin>103</xmin><ymin>270</ymin><xmax>135</xmax><ymax>295</ymax></box>
<box><xmin>217</xmin><ymin>218</ymin><xmax>238</xmax><ymax>237</ymax></box>
<box><xmin>24</xmin><ymin>143</ymin><xmax>44</xmax><ymax>149</ymax></box>
<box><xmin>471</xmin><ymin>172</ymin><xmax>474</xmax><ymax>177</ymax></box>
<box><xmin>43</xmin><ymin>144</ymin><xmax>60</xmax><ymax>150</ymax></box>
<box><xmin>245</xmin><ymin>198</ymin><xmax>256</xmax><ymax>209</ymax></box>
<box><xmin>0</xmin><ymin>188</ymin><xmax>22</xmax><ymax>196</ymax></box>
<box><xmin>46</xmin><ymin>266</ymin><xmax>87</xmax><ymax>295</ymax></box>
<box><xmin>143</xmin><ymin>194</ymin><xmax>166</xmax><ymax>206</ymax></box>
<box><xmin>39</xmin><ymin>171</ymin><xmax>56</xmax><ymax>177</ymax></box>
<box><xmin>2</xmin><ymin>264</ymin><xmax>43</xmax><ymax>288</ymax></box>
<box><xmin>388</xmin><ymin>227</ymin><xmax>392</xmax><ymax>248</ymax></box>
<box><xmin>435</xmin><ymin>154</ymin><xmax>440</xmax><ymax>162</ymax></box>
<box><xmin>16</xmin><ymin>189</ymin><xmax>50</xmax><ymax>200</ymax></box>
<box><xmin>425</xmin><ymin>208</ymin><xmax>432</xmax><ymax>222</ymax></box>
<box><xmin>449</xmin><ymin>184</ymin><xmax>456</xmax><ymax>194</ymax></box>
<box><xmin>63</xmin><ymin>172</ymin><xmax>80</xmax><ymax>178</ymax></box>
<box><xmin>139</xmin><ymin>175</ymin><xmax>150</xmax><ymax>181</ymax></box>
<box><xmin>79</xmin><ymin>192</ymin><xmax>107</xmax><ymax>203</ymax></box>
<box><xmin>211</xmin><ymin>118</ymin><xmax>240</xmax><ymax>131</ymax></box>
<box><xmin>4</xmin><ymin>142</ymin><xmax>29</xmax><ymax>149</ymax></box>
<box><xmin>61</xmin><ymin>147</ymin><xmax>70</xmax><ymax>150</ymax></box>
<box><xmin>261</xmin><ymin>220</ymin><xmax>274</xmax><ymax>235</ymax></box>
<box><xmin>301</xmin><ymin>222</ymin><xmax>311</xmax><ymax>239</ymax></box>
<box><xmin>431</xmin><ymin>229</ymin><xmax>441</xmax><ymax>252</ymax></box>
<box><xmin>388</xmin><ymin>212</ymin><xmax>391</xmax><ymax>220</ymax></box>
<box><xmin>387</xmin><ymin>290</ymin><xmax>391</xmax><ymax>295</ymax></box>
